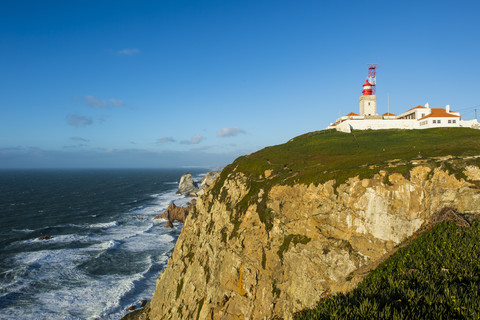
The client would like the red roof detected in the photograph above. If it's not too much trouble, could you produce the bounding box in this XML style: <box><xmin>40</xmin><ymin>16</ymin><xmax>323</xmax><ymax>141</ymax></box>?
<box><xmin>418</xmin><ymin>108</ymin><xmax>460</xmax><ymax>120</ymax></box>
<box><xmin>405</xmin><ymin>105</ymin><xmax>427</xmax><ymax>113</ymax></box>
<box><xmin>346</xmin><ymin>112</ymin><xmax>359</xmax><ymax>116</ymax></box>
<box><xmin>382</xmin><ymin>112</ymin><xmax>396</xmax><ymax>116</ymax></box>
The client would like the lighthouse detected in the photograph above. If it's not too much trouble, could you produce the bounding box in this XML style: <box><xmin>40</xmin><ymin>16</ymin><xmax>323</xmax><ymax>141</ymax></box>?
<box><xmin>362</xmin><ymin>80</ymin><xmax>373</xmax><ymax>95</ymax></box>
<box><xmin>358</xmin><ymin>66</ymin><xmax>378</xmax><ymax>117</ymax></box>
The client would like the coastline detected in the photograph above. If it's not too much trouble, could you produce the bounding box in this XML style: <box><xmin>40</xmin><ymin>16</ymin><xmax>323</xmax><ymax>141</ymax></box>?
<box><xmin>0</xmin><ymin>169</ymin><xmax>208</xmax><ymax>320</ymax></box>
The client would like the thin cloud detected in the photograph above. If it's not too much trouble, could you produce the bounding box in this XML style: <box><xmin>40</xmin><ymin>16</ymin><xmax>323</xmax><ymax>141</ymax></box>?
<box><xmin>191</xmin><ymin>145</ymin><xmax>215</xmax><ymax>151</ymax></box>
<box><xmin>157</xmin><ymin>137</ymin><xmax>176</xmax><ymax>144</ymax></box>
<box><xmin>70</xmin><ymin>137</ymin><xmax>89</xmax><ymax>142</ymax></box>
<box><xmin>66</xmin><ymin>114</ymin><xmax>93</xmax><ymax>127</ymax></box>
<box><xmin>117</xmin><ymin>48</ymin><xmax>140</xmax><ymax>56</ymax></box>
<box><xmin>180</xmin><ymin>135</ymin><xmax>204</xmax><ymax>145</ymax></box>
<box><xmin>84</xmin><ymin>95</ymin><xmax>108</xmax><ymax>108</ymax></box>
<box><xmin>109</xmin><ymin>98</ymin><xmax>124</xmax><ymax>107</ymax></box>
<box><xmin>62</xmin><ymin>144</ymin><xmax>87</xmax><ymax>149</ymax></box>
<box><xmin>217</xmin><ymin>127</ymin><xmax>246</xmax><ymax>137</ymax></box>
<box><xmin>82</xmin><ymin>95</ymin><xmax>124</xmax><ymax>108</ymax></box>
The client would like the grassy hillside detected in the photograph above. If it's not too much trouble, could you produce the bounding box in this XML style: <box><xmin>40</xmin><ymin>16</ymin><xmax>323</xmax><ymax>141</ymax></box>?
<box><xmin>214</xmin><ymin>128</ymin><xmax>480</xmax><ymax>192</ymax></box>
<box><xmin>209</xmin><ymin>128</ymin><xmax>480</xmax><ymax>237</ymax></box>
<box><xmin>294</xmin><ymin>218</ymin><xmax>480</xmax><ymax>319</ymax></box>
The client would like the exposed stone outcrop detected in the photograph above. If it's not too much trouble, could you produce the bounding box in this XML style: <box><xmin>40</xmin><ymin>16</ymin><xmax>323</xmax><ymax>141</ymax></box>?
<box><xmin>130</xmin><ymin>162</ymin><xmax>480</xmax><ymax>320</ymax></box>
<box><xmin>154</xmin><ymin>200</ymin><xmax>196</xmax><ymax>228</ymax></box>
<box><xmin>177</xmin><ymin>173</ymin><xmax>200</xmax><ymax>196</ymax></box>
<box><xmin>200</xmin><ymin>172</ymin><xmax>220</xmax><ymax>189</ymax></box>
<box><xmin>36</xmin><ymin>235</ymin><xmax>52</xmax><ymax>240</ymax></box>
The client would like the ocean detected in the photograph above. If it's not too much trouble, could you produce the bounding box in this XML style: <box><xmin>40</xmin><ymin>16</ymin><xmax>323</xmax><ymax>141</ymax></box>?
<box><xmin>0</xmin><ymin>168</ymin><xmax>207</xmax><ymax>320</ymax></box>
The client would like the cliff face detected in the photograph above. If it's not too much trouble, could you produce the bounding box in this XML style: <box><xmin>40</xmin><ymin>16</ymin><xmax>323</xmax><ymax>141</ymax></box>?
<box><xmin>140</xmin><ymin>163</ymin><xmax>480</xmax><ymax>320</ymax></box>
<box><xmin>123</xmin><ymin>129</ymin><xmax>480</xmax><ymax>320</ymax></box>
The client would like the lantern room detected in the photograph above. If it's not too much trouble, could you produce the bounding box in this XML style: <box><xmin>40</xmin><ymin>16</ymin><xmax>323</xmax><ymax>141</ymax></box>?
<box><xmin>362</xmin><ymin>80</ymin><xmax>373</xmax><ymax>95</ymax></box>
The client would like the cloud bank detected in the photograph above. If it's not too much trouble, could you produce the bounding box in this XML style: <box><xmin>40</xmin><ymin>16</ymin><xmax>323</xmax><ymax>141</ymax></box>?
<box><xmin>83</xmin><ymin>95</ymin><xmax>124</xmax><ymax>108</ymax></box>
<box><xmin>217</xmin><ymin>127</ymin><xmax>246</xmax><ymax>137</ymax></box>
<box><xmin>71</xmin><ymin>137</ymin><xmax>89</xmax><ymax>142</ymax></box>
<box><xmin>157</xmin><ymin>137</ymin><xmax>176</xmax><ymax>144</ymax></box>
<box><xmin>0</xmin><ymin>147</ymin><xmax>240</xmax><ymax>169</ymax></box>
<box><xmin>117</xmin><ymin>48</ymin><xmax>140</xmax><ymax>56</ymax></box>
<box><xmin>66</xmin><ymin>114</ymin><xmax>93</xmax><ymax>127</ymax></box>
<box><xmin>180</xmin><ymin>135</ymin><xmax>204</xmax><ymax>145</ymax></box>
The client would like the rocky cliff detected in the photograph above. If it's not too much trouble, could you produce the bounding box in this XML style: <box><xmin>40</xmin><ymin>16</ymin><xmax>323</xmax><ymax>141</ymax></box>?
<box><xmin>124</xmin><ymin>128</ymin><xmax>480</xmax><ymax>320</ymax></box>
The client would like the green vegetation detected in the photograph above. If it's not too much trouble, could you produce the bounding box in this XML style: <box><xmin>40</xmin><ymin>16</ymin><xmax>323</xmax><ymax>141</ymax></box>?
<box><xmin>258</xmin><ymin>207</ymin><xmax>275</xmax><ymax>234</ymax></box>
<box><xmin>261</xmin><ymin>248</ymin><xmax>267</xmax><ymax>269</ymax></box>
<box><xmin>176</xmin><ymin>278</ymin><xmax>184</xmax><ymax>300</ymax></box>
<box><xmin>229</xmin><ymin>212</ymin><xmax>242</xmax><ymax>240</ymax></box>
<box><xmin>203</xmin><ymin>263</ymin><xmax>210</xmax><ymax>284</ymax></box>
<box><xmin>206</xmin><ymin>219</ymin><xmax>215</xmax><ymax>234</ymax></box>
<box><xmin>185</xmin><ymin>248</ymin><xmax>195</xmax><ymax>263</ymax></box>
<box><xmin>277</xmin><ymin>234</ymin><xmax>311</xmax><ymax>261</ymax></box>
<box><xmin>210</xmin><ymin>128</ymin><xmax>480</xmax><ymax>237</ymax></box>
<box><xmin>195</xmin><ymin>298</ymin><xmax>204</xmax><ymax>320</ymax></box>
<box><xmin>220</xmin><ymin>227</ymin><xmax>228</xmax><ymax>244</ymax></box>
<box><xmin>294</xmin><ymin>221</ymin><xmax>480</xmax><ymax>319</ymax></box>
<box><xmin>272</xmin><ymin>279</ymin><xmax>281</xmax><ymax>298</ymax></box>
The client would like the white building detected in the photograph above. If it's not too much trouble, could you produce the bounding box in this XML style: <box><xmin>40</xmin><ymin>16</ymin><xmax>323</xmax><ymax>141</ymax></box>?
<box><xmin>327</xmin><ymin>80</ymin><xmax>479</xmax><ymax>133</ymax></box>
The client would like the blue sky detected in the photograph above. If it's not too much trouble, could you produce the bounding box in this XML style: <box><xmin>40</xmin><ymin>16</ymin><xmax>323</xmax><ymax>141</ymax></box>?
<box><xmin>1</xmin><ymin>0</ymin><xmax>479</xmax><ymax>168</ymax></box>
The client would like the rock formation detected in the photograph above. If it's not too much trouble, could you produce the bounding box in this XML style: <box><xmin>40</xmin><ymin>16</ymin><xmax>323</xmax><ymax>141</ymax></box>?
<box><xmin>154</xmin><ymin>200</ymin><xmax>196</xmax><ymax>228</ymax></box>
<box><xmin>200</xmin><ymin>172</ymin><xmax>220</xmax><ymax>189</ymax></box>
<box><xmin>177</xmin><ymin>173</ymin><xmax>200</xmax><ymax>196</ymax></box>
<box><xmin>129</xmin><ymin>163</ymin><xmax>480</xmax><ymax>320</ymax></box>
<box><xmin>36</xmin><ymin>235</ymin><xmax>52</xmax><ymax>240</ymax></box>
<box><xmin>122</xmin><ymin>129</ymin><xmax>480</xmax><ymax>320</ymax></box>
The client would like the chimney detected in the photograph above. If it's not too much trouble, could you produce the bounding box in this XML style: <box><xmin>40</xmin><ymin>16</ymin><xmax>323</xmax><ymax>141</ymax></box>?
<box><xmin>446</xmin><ymin>105</ymin><xmax>450</xmax><ymax>113</ymax></box>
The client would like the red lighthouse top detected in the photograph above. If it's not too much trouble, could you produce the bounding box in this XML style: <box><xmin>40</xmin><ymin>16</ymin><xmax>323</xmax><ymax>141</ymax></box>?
<box><xmin>362</xmin><ymin>80</ymin><xmax>373</xmax><ymax>95</ymax></box>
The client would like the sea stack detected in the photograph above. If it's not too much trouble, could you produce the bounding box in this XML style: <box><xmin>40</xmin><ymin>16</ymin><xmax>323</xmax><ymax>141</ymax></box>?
<box><xmin>176</xmin><ymin>173</ymin><xmax>200</xmax><ymax>196</ymax></box>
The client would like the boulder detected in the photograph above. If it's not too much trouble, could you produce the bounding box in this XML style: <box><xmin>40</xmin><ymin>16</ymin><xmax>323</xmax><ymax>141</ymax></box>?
<box><xmin>140</xmin><ymin>299</ymin><xmax>148</xmax><ymax>308</ymax></box>
<box><xmin>126</xmin><ymin>305</ymin><xmax>136</xmax><ymax>311</ymax></box>
<box><xmin>177</xmin><ymin>173</ymin><xmax>199</xmax><ymax>196</ymax></box>
<box><xmin>200</xmin><ymin>172</ymin><xmax>220</xmax><ymax>189</ymax></box>
<box><xmin>36</xmin><ymin>235</ymin><xmax>52</xmax><ymax>240</ymax></box>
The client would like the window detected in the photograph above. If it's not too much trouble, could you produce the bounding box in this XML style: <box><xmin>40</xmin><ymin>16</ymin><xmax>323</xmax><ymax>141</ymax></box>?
<box><xmin>433</xmin><ymin>120</ymin><xmax>436</xmax><ymax>124</ymax></box>
<box><xmin>438</xmin><ymin>120</ymin><xmax>441</xmax><ymax>124</ymax></box>
<box><xmin>453</xmin><ymin>120</ymin><xmax>456</xmax><ymax>123</ymax></box>
<box><xmin>422</xmin><ymin>113</ymin><xmax>425</xmax><ymax>117</ymax></box>
<box><xmin>448</xmin><ymin>120</ymin><xmax>452</xmax><ymax>123</ymax></box>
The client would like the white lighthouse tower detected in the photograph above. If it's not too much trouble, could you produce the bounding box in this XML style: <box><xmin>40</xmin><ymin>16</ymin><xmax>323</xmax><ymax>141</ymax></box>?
<box><xmin>358</xmin><ymin>64</ymin><xmax>378</xmax><ymax>117</ymax></box>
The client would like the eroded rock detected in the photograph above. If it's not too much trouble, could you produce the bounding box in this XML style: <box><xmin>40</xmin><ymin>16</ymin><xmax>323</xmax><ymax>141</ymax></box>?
<box><xmin>36</xmin><ymin>235</ymin><xmax>52</xmax><ymax>240</ymax></box>
<box><xmin>155</xmin><ymin>200</ymin><xmax>196</xmax><ymax>228</ymax></box>
<box><xmin>177</xmin><ymin>173</ymin><xmax>199</xmax><ymax>196</ymax></box>
<box><xmin>200</xmin><ymin>172</ymin><xmax>220</xmax><ymax>189</ymax></box>
<box><xmin>140</xmin><ymin>165</ymin><xmax>480</xmax><ymax>320</ymax></box>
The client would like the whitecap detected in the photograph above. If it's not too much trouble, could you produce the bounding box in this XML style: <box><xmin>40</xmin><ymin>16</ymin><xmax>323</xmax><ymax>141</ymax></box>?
<box><xmin>89</xmin><ymin>221</ymin><xmax>119</xmax><ymax>229</ymax></box>
<box><xmin>33</xmin><ymin>234</ymin><xmax>88</xmax><ymax>243</ymax></box>
<box><xmin>122</xmin><ymin>231</ymin><xmax>176</xmax><ymax>252</ymax></box>
<box><xmin>11</xmin><ymin>228</ymin><xmax>34</xmax><ymax>233</ymax></box>
<box><xmin>101</xmin><ymin>240</ymin><xmax>120</xmax><ymax>251</ymax></box>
